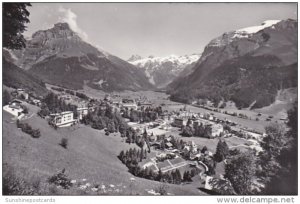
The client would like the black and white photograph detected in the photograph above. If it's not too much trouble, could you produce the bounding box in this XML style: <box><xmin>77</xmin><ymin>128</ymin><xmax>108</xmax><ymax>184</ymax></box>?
<box><xmin>1</xmin><ymin>1</ymin><xmax>298</xmax><ymax>201</ymax></box>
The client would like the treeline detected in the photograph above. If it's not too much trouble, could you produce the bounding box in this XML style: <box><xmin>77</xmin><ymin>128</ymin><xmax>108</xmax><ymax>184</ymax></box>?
<box><xmin>82</xmin><ymin>104</ymin><xmax>127</xmax><ymax>133</ymax></box>
<box><xmin>122</xmin><ymin>106</ymin><xmax>162</xmax><ymax>123</ymax></box>
<box><xmin>118</xmin><ymin>148</ymin><xmax>199</xmax><ymax>184</ymax></box>
<box><xmin>82</xmin><ymin>105</ymin><xmax>149</xmax><ymax>148</ymax></box>
<box><xmin>51</xmin><ymin>87</ymin><xmax>89</xmax><ymax>100</ymax></box>
<box><xmin>38</xmin><ymin>92</ymin><xmax>77</xmax><ymax>118</ymax></box>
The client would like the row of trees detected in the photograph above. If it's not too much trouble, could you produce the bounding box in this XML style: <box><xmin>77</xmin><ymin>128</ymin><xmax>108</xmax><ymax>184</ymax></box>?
<box><xmin>83</xmin><ymin>106</ymin><xmax>149</xmax><ymax>149</ymax></box>
<box><xmin>38</xmin><ymin>92</ymin><xmax>78</xmax><ymax>118</ymax></box>
<box><xmin>119</xmin><ymin>148</ymin><xmax>148</xmax><ymax>164</ymax></box>
<box><xmin>82</xmin><ymin>105</ymin><xmax>126</xmax><ymax>133</ymax></box>
<box><xmin>122</xmin><ymin>106</ymin><xmax>162</xmax><ymax>123</ymax></box>
<box><xmin>16</xmin><ymin>120</ymin><xmax>41</xmax><ymax>138</ymax></box>
<box><xmin>50</xmin><ymin>87</ymin><xmax>89</xmax><ymax>101</ymax></box>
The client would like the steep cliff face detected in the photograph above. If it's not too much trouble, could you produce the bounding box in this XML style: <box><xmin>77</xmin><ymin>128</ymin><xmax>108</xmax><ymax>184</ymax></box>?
<box><xmin>168</xmin><ymin>19</ymin><xmax>297</xmax><ymax>109</ymax></box>
<box><xmin>11</xmin><ymin>23</ymin><xmax>154</xmax><ymax>91</ymax></box>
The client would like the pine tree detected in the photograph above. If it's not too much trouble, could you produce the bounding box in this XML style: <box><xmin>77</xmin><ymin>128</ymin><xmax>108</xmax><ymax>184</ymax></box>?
<box><xmin>201</xmin><ymin>146</ymin><xmax>208</xmax><ymax>154</ymax></box>
<box><xmin>3</xmin><ymin>3</ymin><xmax>31</xmax><ymax>49</ymax></box>
<box><xmin>214</xmin><ymin>139</ymin><xmax>229</xmax><ymax>162</ymax></box>
<box><xmin>143</xmin><ymin>128</ymin><xmax>148</xmax><ymax>138</ymax></box>
<box><xmin>175</xmin><ymin>169</ymin><xmax>182</xmax><ymax>184</ymax></box>
<box><xmin>140</xmin><ymin>148</ymin><xmax>144</xmax><ymax>162</ymax></box>
<box><xmin>161</xmin><ymin>139</ymin><xmax>165</xmax><ymax>150</ymax></box>
<box><xmin>144</xmin><ymin>149</ymin><xmax>147</xmax><ymax>159</ymax></box>
<box><xmin>157</xmin><ymin>169</ymin><xmax>163</xmax><ymax>182</ymax></box>
<box><xmin>119</xmin><ymin>150</ymin><xmax>125</xmax><ymax>162</ymax></box>
<box><xmin>225</xmin><ymin>151</ymin><xmax>256</xmax><ymax>195</ymax></box>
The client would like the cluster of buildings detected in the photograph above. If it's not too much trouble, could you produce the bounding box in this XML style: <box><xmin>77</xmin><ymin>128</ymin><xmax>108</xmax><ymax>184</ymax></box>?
<box><xmin>3</xmin><ymin>99</ymin><xmax>25</xmax><ymax>119</ymax></box>
<box><xmin>45</xmin><ymin>93</ymin><xmax>155</xmax><ymax>128</ymax></box>
<box><xmin>172</xmin><ymin>115</ymin><xmax>224</xmax><ymax>138</ymax></box>
<box><xmin>3</xmin><ymin>88</ymin><xmax>42</xmax><ymax>119</ymax></box>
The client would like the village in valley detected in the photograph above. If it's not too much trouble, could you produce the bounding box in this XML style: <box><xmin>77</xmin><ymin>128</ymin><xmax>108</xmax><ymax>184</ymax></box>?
<box><xmin>2</xmin><ymin>2</ymin><xmax>297</xmax><ymax>197</ymax></box>
<box><xmin>3</xmin><ymin>83</ymin><xmax>285</xmax><ymax>195</ymax></box>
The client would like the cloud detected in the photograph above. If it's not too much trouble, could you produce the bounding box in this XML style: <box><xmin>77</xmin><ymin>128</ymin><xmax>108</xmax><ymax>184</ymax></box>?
<box><xmin>58</xmin><ymin>6</ymin><xmax>88</xmax><ymax>41</ymax></box>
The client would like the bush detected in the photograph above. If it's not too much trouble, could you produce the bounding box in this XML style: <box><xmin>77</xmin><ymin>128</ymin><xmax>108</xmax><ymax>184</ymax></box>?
<box><xmin>22</xmin><ymin>105</ymin><xmax>29</xmax><ymax>114</ymax></box>
<box><xmin>3</xmin><ymin>168</ymin><xmax>36</xmax><ymax>195</ymax></box>
<box><xmin>31</xmin><ymin>129</ymin><xmax>41</xmax><ymax>138</ymax></box>
<box><xmin>155</xmin><ymin>183</ymin><xmax>169</xmax><ymax>195</ymax></box>
<box><xmin>16</xmin><ymin>121</ymin><xmax>41</xmax><ymax>138</ymax></box>
<box><xmin>48</xmin><ymin>169</ymin><xmax>72</xmax><ymax>189</ymax></box>
<box><xmin>51</xmin><ymin>87</ymin><xmax>64</xmax><ymax>92</ymax></box>
<box><xmin>60</xmin><ymin>138</ymin><xmax>68</xmax><ymax>149</ymax></box>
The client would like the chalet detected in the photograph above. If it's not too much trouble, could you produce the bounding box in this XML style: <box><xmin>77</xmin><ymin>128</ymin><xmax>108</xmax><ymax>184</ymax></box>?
<box><xmin>209</xmin><ymin>115</ymin><xmax>214</xmax><ymax>121</ymax></box>
<box><xmin>77</xmin><ymin>107</ymin><xmax>88</xmax><ymax>120</ymax></box>
<box><xmin>104</xmin><ymin>95</ymin><xmax>111</xmax><ymax>102</ymax></box>
<box><xmin>189</xmin><ymin>153</ymin><xmax>201</xmax><ymax>161</ymax></box>
<box><xmin>149</xmin><ymin>134</ymin><xmax>157</xmax><ymax>142</ymax></box>
<box><xmin>150</xmin><ymin>142</ymin><xmax>161</xmax><ymax>149</ymax></box>
<box><xmin>3</xmin><ymin>99</ymin><xmax>24</xmax><ymax>118</ymax></box>
<box><xmin>122</xmin><ymin>103</ymin><xmax>138</xmax><ymax>110</ymax></box>
<box><xmin>16</xmin><ymin>88</ymin><xmax>25</xmax><ymax>94</ymax></box>
<box><xmin>165</xmin><ymin>142</ymin><xmax>173</xmax><ymax>149</ymax></box>
<box><xmin>193</xmin><ymin>120</ymin><xmax>200</xmax><ymax>129</ymax></box>
<box><xmin>60</xmin><ymin>94</ymin><xmax>72</xmax><ymax>101</ymax></box>
<box><xmin>139</xmin><ymin>102</ymin><xmax>153</xmax><ymax>108</ymax></box>
<box><xmin>16</xmin><ymin>88</ymin><xmax>29</xmax><ymax>100</ymax></box>
<box><xmin>143</xmin><ymin>162</ymin><xmax>155</xmax><ymax>169</ymax></box>
<box><xmin>156</xmin><ymin>153</ymin><xmax>167</xmax><ymax>159</ymax></box>
<box><xmin>49</xmin><ymin>111</ymin><xmax>75</xmax><ymax>127</ymax></box>
<box><xmin>172</xmin><ymin>118</ymin><xmax>184</xmax><ymax>128</ymax></box>
<box><xmin>10</xmin><ymin>99</ymin><xmax>23</xmax><ymax>107</ymax></box>
<box><xmin>211</xmin><ymin>123</ymin><xmax>224</xmax><ymax>137</ymax></box>
<box><xmin>160</xmin><ymin>113</ymin><xmax>169</xmax><ymax>120</ymax></box>
<box><xmin>189</xmin><ymin>141</ymin><xmax>198</xmax><ymax>154</ymax></box>
<box><xmin>183</xmin><ymin>145</ymin><xmax>191</xmax><ymax>157</ymax></box>
<box><xmin>111</xmin><ymin>99</ymin><xmax>122</xmax><ymax>106</ymax></box>
<box><xmin>32</xmin><ymin>99</ymin><xmax>41</xmax><ymax>106</ymax></box>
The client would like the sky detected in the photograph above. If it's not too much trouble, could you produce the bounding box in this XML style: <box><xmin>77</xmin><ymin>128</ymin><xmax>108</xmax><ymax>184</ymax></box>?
<box><xmin>24</xmin><ymin>3</ymin><xmax>297</xmax><ymax>60</ymax></box>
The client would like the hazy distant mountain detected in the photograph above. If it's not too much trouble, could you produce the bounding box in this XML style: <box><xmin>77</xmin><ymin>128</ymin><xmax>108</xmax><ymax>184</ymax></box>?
<box><xmin>128</xmin><ymin>54</ymin><xmax>200</xmax><ymax>88</ymax></box>
<box><xmin>168</xmin><ymin>19</ymin><xmax>297</xmax><ymax>109</ymax></box>
<box><xmin>11</xmin><ymin>23</ymin><xmax>154</xmax><ymax>91</ymax></box>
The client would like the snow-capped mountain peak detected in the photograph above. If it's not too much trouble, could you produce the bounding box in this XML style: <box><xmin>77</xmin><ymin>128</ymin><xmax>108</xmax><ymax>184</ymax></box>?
<box><xmin>128</xmin><ymin>54</ymin><xmax>201</xmax><ymax>87</ymax></box>
<box><xmin>209</xmin><ymin>20</ymin><xmax>283</xmax><ymax>47</ymax></box>
<box><xmin>236</xmin><ymin>20</ymin><xmax>281</xmax><ymax>34</ymax></box>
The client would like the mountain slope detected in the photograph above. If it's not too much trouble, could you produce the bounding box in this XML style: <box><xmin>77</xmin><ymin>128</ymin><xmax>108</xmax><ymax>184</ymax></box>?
<box><xmin>128</xmin><ymin>54</ymin><xmax>200</xmax><ymax>88</ymax></box>
<box><xmin>12</xmin><ymin>23</ymin><xmax>154</xmax><ymax>91</ymax></box>
<box><xmin>167</xmin><ymin>19</ymin><xmax>297</xmax><ymax>109</ymax></box>
<box><xmin>3</xmin><ymin>51</ymin><xmax>48</xmax><ymax>97</ymax></box>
